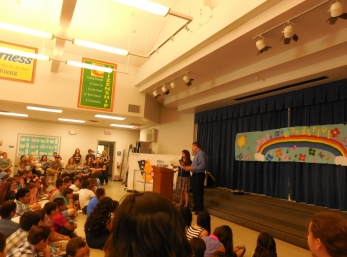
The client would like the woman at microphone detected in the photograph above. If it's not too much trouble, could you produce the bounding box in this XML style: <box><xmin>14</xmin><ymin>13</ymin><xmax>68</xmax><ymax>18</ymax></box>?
<box><xmin>172</xmin><ymin>150</ymin><xmax>192</xmax><ymax>208</ymax></box>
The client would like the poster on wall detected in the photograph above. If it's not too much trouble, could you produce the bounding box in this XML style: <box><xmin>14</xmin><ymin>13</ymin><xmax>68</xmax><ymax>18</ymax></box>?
<box><xmin>235</xmin><ymin>124</ymin><xmax>347</xmax><ymax>166</ymax></box>
<box><xmin>0</xmin><ymin>41</ymin><xmax>37</xmax><ymax>83</ymax></box>
<box><xmin>17</xmin><ymin>134</ymin><xmax>61</xmax><ymax>158</ymax></box>
<box><xmin>77</xmin><ymin>57</ymin><xmax>116</xmax><ymax>112</ymax></box>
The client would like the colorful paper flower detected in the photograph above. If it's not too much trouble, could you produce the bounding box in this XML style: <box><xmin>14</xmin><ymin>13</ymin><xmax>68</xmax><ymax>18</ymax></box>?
<box><xmin>265</xmin><ymin>154</ymin><xmax>273</xmax><ymax>162</ymax></box>
<box><xmin>331</xmin><ymin>128</ymin><xmax>340</xmax><ymax>138</ymax></box>
<box><xmin>245</xmin><ymin>154</ymin><xmax>250</xmax><ymax>160</ymax></box>
<box><xmin>308</xmin><ymin>148</ymin><xmax>316</xmax><ymax>156</ymax></box>
<box><xmin>276</xmin><ymin>149</ymin><xmax>283</xmax><ymax>157</ymax></box>
<box><xmin>298</xmin><ymin>153</ymin><xmax>306</xmax><ymax>161</ymax></box>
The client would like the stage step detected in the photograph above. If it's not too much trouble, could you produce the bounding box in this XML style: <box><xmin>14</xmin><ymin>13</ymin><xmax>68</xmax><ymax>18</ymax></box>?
<box><xmin>173</xmin><ymin>188</ymin><xmax>347</xmax><ymax>250</ymax></box>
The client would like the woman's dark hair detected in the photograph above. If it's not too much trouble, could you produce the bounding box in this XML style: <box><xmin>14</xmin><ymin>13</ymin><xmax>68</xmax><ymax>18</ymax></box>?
<box><xmin>197</xmin><ymin>211</ymin><xmax>211</xmax><ymax>235</ymax></box>
<box><xmin>40</xmin><ymin>155</ymin><xmax>47</xmax><ymax>162</ymax></box>
<box><xmin>182</xmin><ymin>150</ymin><xmax>192</xmax><ymax>166</ymax></box>
<box><xmin>189</xmin><ymin>237</ymin><xmax>205</xmax><ymax>257</ymax></box>
<box><xmin>19</xmin><ymin>155</ymin><xmax>26</xmax><ymax>163</ymax></box>
<box><xmin>179</xmin><ymin>206</ymin><xmax>192</xmax><ymax>228</ymax></box>
<box><xmin>0</xmin><ymin>182</ymin><xmax>13</xmax><ymax>205</ymax></box>
<box><xmin>310</xmin><ymin>212</ymin><xmax>347</xmax><ymax>257</ymax></box>
<box><xmin>85</xmin><ymin>197</ymin><xmax>118</xmax><ymax>236</ymax></box>
<box><xmin>214</xmin><ymin>225</ymin><xmax>233</xmax><ymax>257</ymax></box>
<box><xmin>107</xmin><ymin>191</ymin><xmax>192</xmax><ymax>257</ymax></box>
<box><xmin>253</xmin><ymin>232</ymin><xmax>277</xmax><ymax>257</ymax></box>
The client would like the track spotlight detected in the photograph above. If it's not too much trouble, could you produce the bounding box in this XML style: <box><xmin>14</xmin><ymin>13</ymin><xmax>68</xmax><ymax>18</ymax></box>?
<box><xmin>170</xmin><ymin>81</ymin><xmax>176</xmax><ymax>89</ymax></box>
<box><xmin>162</xmin><ymin>84</ymin><xmax>170</xmax><ymax>95</ymax></box>
<box><xmin>183</xmin><ymin>74</ymin><xmax>194</xmax><ymax>86</ymax></box>
<box><xmin>281</xmin><ymin>22</ymin><xmax>299</xmax><ymax>44</ymax></box>
<box><xmin>256</xmin><ymin>36</ymin><xmax>271</xmax><ymax>55</ymax></box>
<box><xmin>327</xmin><ymin>0</ymin><xmax>347</xmax><ymax>24</ymax></box>
<box><xmin>153</xmin><ymin>89</ymin><xmax>161</xmax><ymax>99</ymax></box>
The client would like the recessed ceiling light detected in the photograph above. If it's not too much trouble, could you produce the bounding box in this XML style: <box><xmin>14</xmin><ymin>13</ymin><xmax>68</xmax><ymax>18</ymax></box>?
<box><xmin>95</xmin><ymin>114</ymin><xmax>125</xmax><ymax>120</ymax></box>
<box><xmin>110</xmin><ymin>124</ymin><xmax>134</xmax><ymax>128</ymax></box>
<box><xmin>27</xmin><ymin>106</ymin><xmax>62</xmax><ymax>113</ymax></box>
<box><xmin>58</xmin><ymin>118</ymin><xmax>85</xmax><ymax>123</ymax></box>
<box><xmin>0</xmin><ymin>112</ymin><xmax>28</xmax><ymax>117</ymax></box>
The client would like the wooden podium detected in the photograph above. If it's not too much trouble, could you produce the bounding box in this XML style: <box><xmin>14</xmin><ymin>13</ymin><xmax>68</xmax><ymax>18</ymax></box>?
<box><xmin>152</xmin><ymin>166</ymin><xmax>176</xmax><ymax>201</ymax></box>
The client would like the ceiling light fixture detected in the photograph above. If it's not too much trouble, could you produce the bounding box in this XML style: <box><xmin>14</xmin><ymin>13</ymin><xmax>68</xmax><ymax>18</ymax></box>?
<box><xmin>95</xmin><ymin>114</ymin><xmax>125</xmax><ymax>120</ymax></box>
<box><xmin>162</xmin><ymin>84</ymin><xmax>170</xmax><ymax>95</ymax></box>
<box><xmin>110</xmin><ymin>124</ymin><xmax>135</xmax><ymax>128</ymax></box>
<box><xmin>73</xmin><ymin>39</ymin><xmax>129</xmax><ymax>56</ymax></box>
<box><xmin>327</xmin><ymin>0</ymin><xmax>347</xmax><ymax>24</ymax></box>
<box><xmin>255</xmin><ymin>36</ymin><xmax>271</xmax><ymax>54</ymax></box>
<box><xmin>58</xmin><ymin>118</ymin><xmax>85</xmax><ymax>123</ymax></box>
<box><xmin>0</xmin><ymin>47</ymin><xmax>50</xmax><ymax>61</ymax></box>
<box><xmin>153</xmin><ymin>89</ymin><xmax>161</xmax><ymax>99</ymax></box>
<box><xmin>281</xmin><ymin>22</ymin><xmax>299</xmax><ymax>44</ymax></box>
<box><xmin>114</xmin><ymin>0</ymin><xmax>170</xmax><ymax>16</ymax></box>
<box><xmin>0</xmin><ymin>21</ymin><xmax>52</xmax><ymax>38</ymax></box>
<box><xmin>183</xmin><ymin>74</ymin><xmax>194</xmax><ymax>86</ymax></box>
<box><xmin>66</xmin><ymin>60</ymin><xmax>113</xmax><ymax>73</ymax></box>
<box><xmin>170</xmin><ymin>81</ymin><xmax>176</xmax><ymax>89</ymax></box>
<box><xmin>27</xmin><ymin>106</ymin><xmax>62</xmax><ymax>113</ymax></box>
<box><xmin>0</xmin><ymin>111</ymin><xmax>28</xmax><ymax>117</ymax></box>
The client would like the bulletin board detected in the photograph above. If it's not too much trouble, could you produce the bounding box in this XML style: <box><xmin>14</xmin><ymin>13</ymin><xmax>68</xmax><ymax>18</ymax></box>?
<box><xmin>17</xmin><ymin>134</ymin><xmax>61</xmax><ymax>158</ymax></box>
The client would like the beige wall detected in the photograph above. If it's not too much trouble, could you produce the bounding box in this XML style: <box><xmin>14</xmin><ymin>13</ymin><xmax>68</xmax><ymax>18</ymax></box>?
<box><xmin>140</xmin><ymin>106</ymin><xmax>195</xmax><ymax>155</ymax></box>
<box><xmin>0</xmin><ymin>117</ymin><xmax>140</xmax><ymax>177</ymax></box>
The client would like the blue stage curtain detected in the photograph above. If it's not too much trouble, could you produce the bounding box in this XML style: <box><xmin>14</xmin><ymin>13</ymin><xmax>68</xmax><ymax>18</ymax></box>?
<box><xmin>197</xmin><ymin>110</ymin><xmax>288</xmax><ymax>199</ymax></box>
<box><xmin>290</xmin><ymin>100</ymin><xmax>347</xmax><ymax>210</ymax></box>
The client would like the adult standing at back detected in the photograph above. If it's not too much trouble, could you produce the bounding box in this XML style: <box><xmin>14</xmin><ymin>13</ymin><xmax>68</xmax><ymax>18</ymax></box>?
<box><xmin>85</xmin><ymin>149</ymin><xmax>95</xmax><ymax>162</ymax></box>
<box><xmin>184</xmin><ymin>142</ymin><xmax>207</xmax><ymax>215</ymax></box>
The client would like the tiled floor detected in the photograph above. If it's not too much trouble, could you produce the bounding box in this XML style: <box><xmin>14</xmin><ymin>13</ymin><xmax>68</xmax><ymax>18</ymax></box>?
<box><xmin>75</xmin><ymin>181</ymin><xmax>312</xmax><ymax>257</ymax></box>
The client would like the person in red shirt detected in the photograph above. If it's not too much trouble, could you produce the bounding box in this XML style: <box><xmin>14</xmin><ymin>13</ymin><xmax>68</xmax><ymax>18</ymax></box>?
<box><xmin>52</xmin><ymin>198</ymin><xmax>78</xmax><ymax>238</ymax></box>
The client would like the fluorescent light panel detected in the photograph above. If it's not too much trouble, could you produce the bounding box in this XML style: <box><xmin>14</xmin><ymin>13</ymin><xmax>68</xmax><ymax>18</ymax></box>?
<box><xmin>58</xmin><ymin>118</ymin><xmax>85</xmax><ymax>123</ymax></box>
<box><xmin>66</xmin><ymin>60</ymin><xmax>113</xmax><ymax>73</ymax></box>
<box><xmin>0</xmin><ymin>47</ymin><xmax>49</xmax><ymax>61</ymax></box>
<box><xmin>27</xmin><ymin>106</ymin><xmax>62</xmax><ymax>113</ymax></box>
<box><xmin>95</xmin><ymin>114</ymin><xmax>125</xmax><ymax>120</ymax></box>
<box><xmin>73</xmin><ymin>39</ymin><xmax>129</xmax><ymax>56</ymax></box>
<box><xmin>114</xmin><ymin>0</ymin><xmax>170</xmax><ymax>16</ymax></box>
<box><xmin>0</xmin><ymin>21</ymin><xmax>52</xmax><ymax>38</ymax></box>
<box><xmin>110</xmin><ymin>124</ymin><xmax>134</xmax><ymax>128</ymax></box>
<box><xmin>0</xmin><ymin>112</ymin><xmax>28</xmax><ymax>117</ymax></box>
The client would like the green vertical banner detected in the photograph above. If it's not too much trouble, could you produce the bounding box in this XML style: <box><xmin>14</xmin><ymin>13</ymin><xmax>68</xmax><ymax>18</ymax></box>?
<box><xmin>77</xmin><ymin>57</ymin><xmax>116</xmax><ymax>112</ymax></box>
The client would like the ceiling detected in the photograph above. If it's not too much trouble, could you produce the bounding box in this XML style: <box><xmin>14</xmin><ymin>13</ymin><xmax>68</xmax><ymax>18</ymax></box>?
<box><xmin>0</xmin><ymin>0</ymin><xmax>347</xmax><ymax>128</ymax></box>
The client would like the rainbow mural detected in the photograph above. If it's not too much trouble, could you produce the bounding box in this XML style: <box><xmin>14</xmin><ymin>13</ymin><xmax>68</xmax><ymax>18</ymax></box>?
<box><xmin>235</xmin><ymin>124</ymin><xmax>347</xmax><ymax>166</ymax></box>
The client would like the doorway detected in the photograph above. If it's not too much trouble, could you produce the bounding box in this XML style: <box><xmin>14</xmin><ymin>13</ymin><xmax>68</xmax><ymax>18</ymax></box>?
<box><xmin>97</xmin><ymin>140</ymin><xmax>115</xmax><ymax>177</ymax></box>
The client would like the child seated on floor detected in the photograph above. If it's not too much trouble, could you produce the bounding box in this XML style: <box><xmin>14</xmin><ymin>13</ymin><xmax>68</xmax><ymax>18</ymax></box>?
<box><xmin>52</xmin><ymin>198</ymin><xmax>78</xmax><ymax>238</ymax></box>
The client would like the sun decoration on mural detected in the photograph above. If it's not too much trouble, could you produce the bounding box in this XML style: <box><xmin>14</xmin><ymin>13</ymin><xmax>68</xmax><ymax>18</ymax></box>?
<box><xmin>237</xmin><ymin>134</ymin><xmax>247</xmax><ymax>149</ymax></box>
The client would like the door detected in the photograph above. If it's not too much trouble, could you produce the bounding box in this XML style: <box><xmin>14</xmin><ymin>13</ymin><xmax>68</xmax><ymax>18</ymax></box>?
<box><xmin>97</xmin><ymin>141</ymin><xmax>115</xmax><ymax>177</ymax></box>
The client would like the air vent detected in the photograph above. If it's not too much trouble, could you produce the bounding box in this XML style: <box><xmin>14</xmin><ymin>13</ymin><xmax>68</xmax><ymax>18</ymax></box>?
<box><xmin>234</xmin><ymin>76</ymin><xmax>329</xmax><ymax>101</ymax></box>
<box><xmin>130</xmin><ymin>123</ymin><xmax>142</xmax><ymax>126</ymax></box>
<box><xmin>88</xmin><ymin>120</ymin><xmax>98</xmax><ymax>122</ymax></box>
<box><xmin>128</xmin><ymin>104</ymin><xmax>140</xmax><ymax>113</ymax></box>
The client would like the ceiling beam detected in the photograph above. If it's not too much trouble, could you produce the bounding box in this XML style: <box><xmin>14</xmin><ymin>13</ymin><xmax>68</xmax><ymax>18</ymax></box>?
<box><xmin>50</xmin><ymin>0</ymin><xmax>77</xmax><ymax>73</ymax></box>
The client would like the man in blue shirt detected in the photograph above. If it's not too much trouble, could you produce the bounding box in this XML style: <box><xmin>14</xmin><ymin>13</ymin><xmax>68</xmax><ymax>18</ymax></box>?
<box><xmin>87</xmin><ymin>187</ymin><xmax>105</xmax><ymax>216</ymax></box>
<box><xmin>184</xmin><ymin>142</ymin><xmax>207</xmax><ymax>215</ymax></box>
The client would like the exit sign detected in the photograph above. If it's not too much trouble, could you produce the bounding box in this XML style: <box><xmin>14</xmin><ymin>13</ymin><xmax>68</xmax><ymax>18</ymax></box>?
<box><xmin>104</xmin><ymin>130</ymin><xmax>112</xmax><ymax>135</ymax></box>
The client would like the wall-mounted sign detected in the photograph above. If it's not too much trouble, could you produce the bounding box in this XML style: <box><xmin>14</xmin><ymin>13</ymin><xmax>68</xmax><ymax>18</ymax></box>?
<box><xmin>77</xmin><ymin>57</ymin><xmax>116</xmax><ymax>112</ymax></box>
<box><xmin>235</xmin><ymin>124</ymin><xmax>347</xmax><ymax>166</ymax></box>
<box><xmin>104</xmin><ymin>130</ymin><xmax>112</xmax><ymax>135</ymax></box>
<box><xmin>0</xmin><ymin>41</ymin><xmax>37</xmax><ymax>83</ymax></box>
